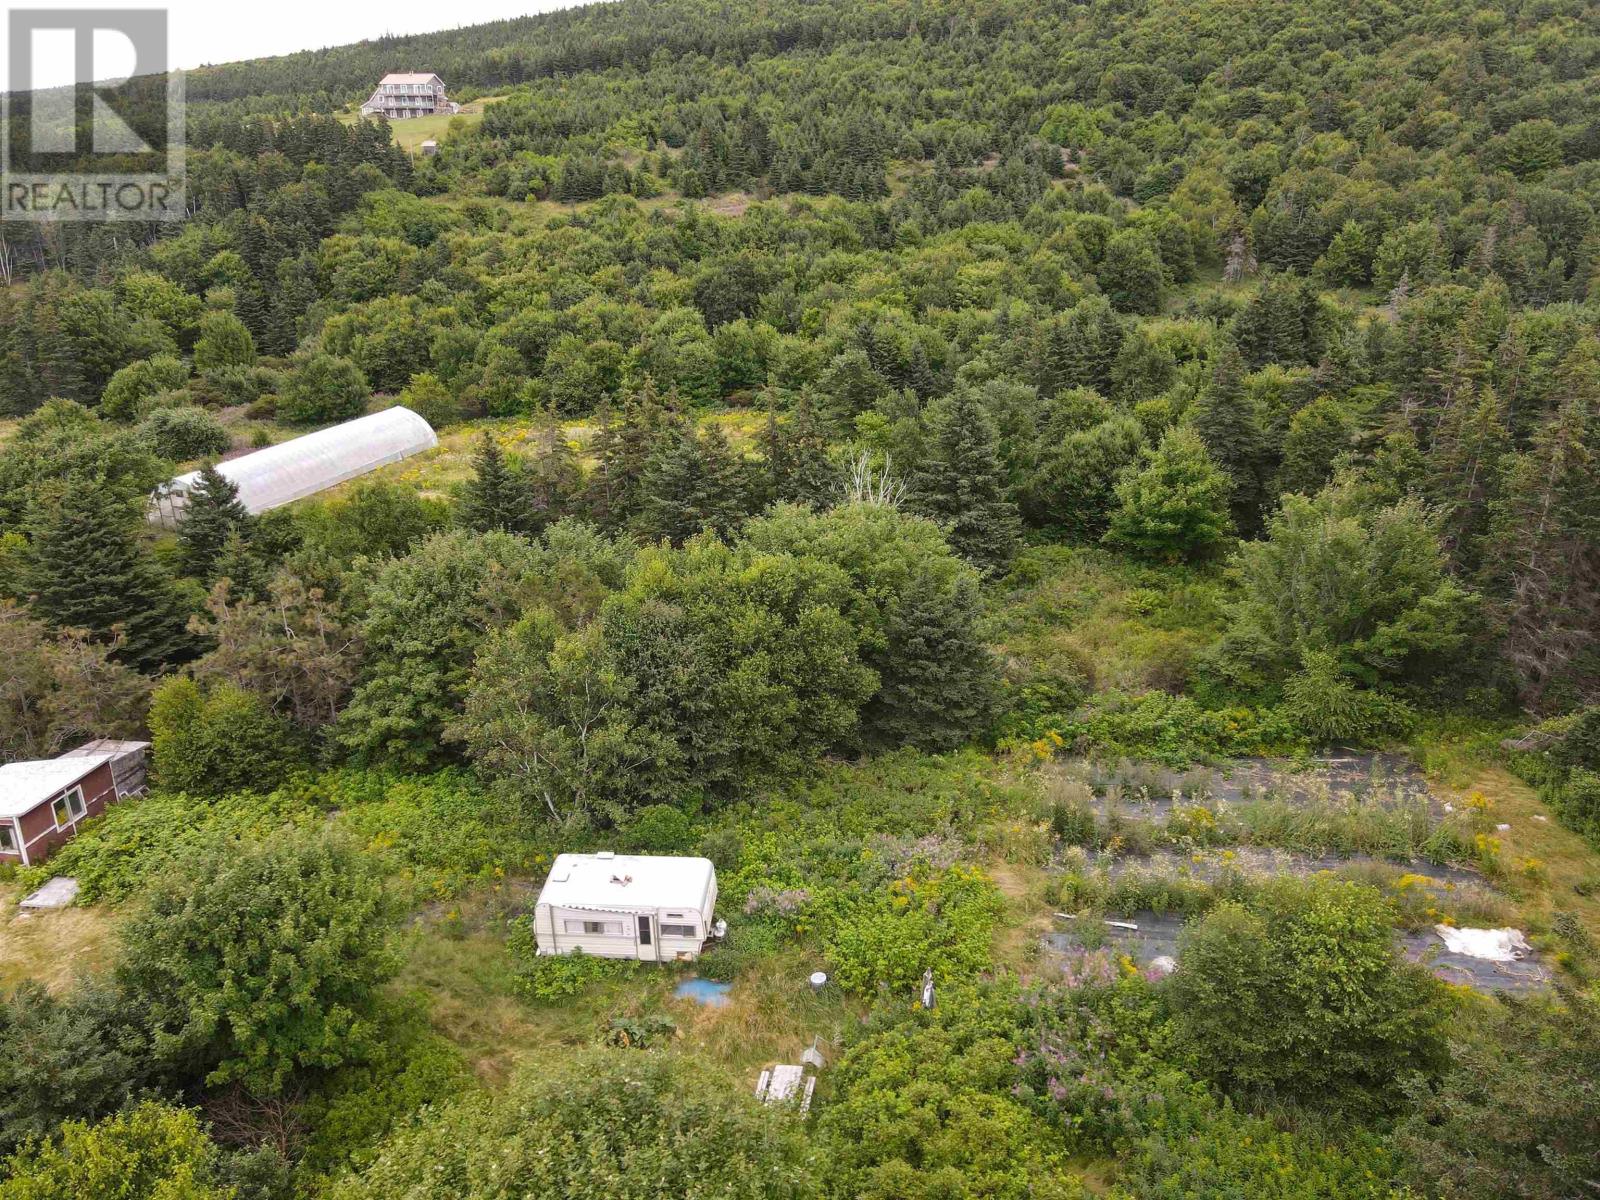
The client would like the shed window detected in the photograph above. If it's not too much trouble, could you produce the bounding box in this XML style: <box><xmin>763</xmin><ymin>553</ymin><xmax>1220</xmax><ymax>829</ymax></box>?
<box><xmin>659</xmin><ymin>923</ymin><xmax>698</xmax><ymax>938</ymax></box>
<box><xmin>564</xmin><ymin>919</ymin><xmax>622</xmax><ymax>936</ymax></box>
<box><xmin>0</xmin><ymin>824</ymin><xmax>15</xmax><ymax>852</ymax></box>
<box><xmin>51</xmin><ymin>786</ymin><xmax>86</xmax><ymax>828</ymax></box>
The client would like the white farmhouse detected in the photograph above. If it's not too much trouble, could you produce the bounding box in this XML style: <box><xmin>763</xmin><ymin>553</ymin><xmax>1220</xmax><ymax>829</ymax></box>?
<box><xmin>532</xmin><ymin>852</ymin><xmax>720</xmax><ymax>962</ymax></box>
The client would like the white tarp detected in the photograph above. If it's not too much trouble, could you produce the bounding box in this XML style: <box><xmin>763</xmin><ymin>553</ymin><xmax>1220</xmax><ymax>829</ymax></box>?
<box><xmin>1434</xmin><ymin>925</ymin><xmax>1532</xmax><ymax>962</ymax></box>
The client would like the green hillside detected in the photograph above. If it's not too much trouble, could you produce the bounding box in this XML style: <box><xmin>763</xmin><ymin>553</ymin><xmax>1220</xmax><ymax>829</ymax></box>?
<box><xmin>0</xmin><ymin>0</ymin><xmax>1598</xmax><ymax>1196</ymax></box>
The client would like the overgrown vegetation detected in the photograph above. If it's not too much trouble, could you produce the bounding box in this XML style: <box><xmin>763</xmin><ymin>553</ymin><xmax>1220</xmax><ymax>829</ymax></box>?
<box><xmin>1</xmin><ymin>0</ymin><xmax>1599</xmax><ymax>1194</ymax></box>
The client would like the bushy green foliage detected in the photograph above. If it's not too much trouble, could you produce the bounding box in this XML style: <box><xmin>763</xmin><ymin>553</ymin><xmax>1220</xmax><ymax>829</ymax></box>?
<box><xmin>333</xmin><ymin>1050</ymin><xmax>820</xmax><ymax>1200</ymax></box>
<box><xmin>117</xmin><ymin>832</ymin><xmax>400</xmax><ymax>1094</ymax></box>
<box><xmin>503</xmin><ymin>936</ymin><xmax>633</xmax><ymax>1002</ymax></box>
<box><xmin>1281</xmin><ymin>650</ymin><xmax>1416</xmax><ymax>747</ymax></box>
<box><xmin>1024</xmin><ymin>690</ymin><xmax>1303</xmax><ymax>765</ymax></box>
<box><xmin>1021</xmin><ymin>974</ymin><xmax>1411</xmax><ymax>1199</ymax></box>
<box><xmin>1394</xmin><ymin>991</ymin><xmax>1600</xmax><ymax>1200</ymax></box>
<box><xmin>15</xmin><ymin>787</ymin><xmax>318</xmax><ymax>903</ymax></box>
<box><xmin>1104</xmin><ymin>428</ymin><xmax>1233</xmax><ymax>563</ymax></box>
<box><xmin>821</xmin><ymin>863</ymin><xmax>1003</xmax><ymax>994</ymax></box>
<box><xmin>744</xmin><ymin>503</ymin><xmax>1000</xmax><ymax>750</ymax></box>
<box><xmin>0</xmin><ymin>981</ymin><xmax>155</xmax><ymax>1158</ymax></box>
<box><xmin>276</xmin><ymin>353</ymin><xmax>369</xmax><ymax>425</ymax></box>
<box><xmin>0</xmin><ymin>1101</ymin><xmax>230</xmax><ymax>1200</ymax></box>
<box><xmin>192</xmin><ymin>311</ymin><xmax>256</xmax><ymax>373</ymax></box>
<box><xmin>818</xmin><ymin>982</ymin><xmax>1084</xmax><ymax>1200</ymax></box>
<box><xmin>296</xmin><ymin>1002</ymin><xmax>472</xmax><ymax>1179</ymax></box>
<box><xmin>101</xmin><ymin>355</ymin><xmax>189</xmax><ymax>421</ymax></box>
<box><xmin>1169</xmin><ymin>877</ymin><xmax>1450</xmax><ymax>1111</ymax></box>
<box><xmin>137</xmin><ymin>405</ymin><xmax>232</xmax><ymax>461</ymax></box>
<box><xmin>1215</xmin><ymin>483</ymin><xmax>1477</xmax><ymax>691</ymax></box>
<box><xmin>148</xmin><ymin>676</ymin><xmax>301</xmax><ymax>796</ymax></box>
<box><xmin>338</xmin><ymin>529</ymin><xmax>545</xmax><ymax>767</ymax></box>
<box><xmin>623</xmin><ymin>803</ymin><xmax>696</xmax><ymax>853</ymax></box>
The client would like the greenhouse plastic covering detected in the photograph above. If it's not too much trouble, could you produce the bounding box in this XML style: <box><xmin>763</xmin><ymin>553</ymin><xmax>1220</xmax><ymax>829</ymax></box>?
<box><xmin>150</xmin><ymin>406</ymin><xmax>437</xmax><ymax>525</ymax></box>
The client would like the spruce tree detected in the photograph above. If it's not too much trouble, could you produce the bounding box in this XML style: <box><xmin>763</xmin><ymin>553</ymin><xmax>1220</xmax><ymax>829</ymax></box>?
<box><xmin>25</xmin><ymin>474</ymin><xmax>195</xmax><ymax>672</ymax></box>
<box><xmin>458</xmin><ymin>433</ymin><xmax>537</xmax><ymax>536</ymax></box>
<box><xmin>910</xmin><ymin>389</ymin><xmax>1021</xmax><ymax>575</ymax></box>
<box><xmin>761</xmin><ymin>394</ymin><xmax>841</xmax><ymax>510</ymax></box>
<box><xmin>634</xmin><ymin>420</ymin><xmax>749</xmax><ymax>544</ymax></box>
<box><xmin>177</xmin><ymin>464</ymin><xmax>252</xmax><ymax>582</ymax></box>
<box><xmin>525</xmin><ymin>419</ymin><xmax>582</xmax><ymax>530</ymax></box>
<box><xmin>1190</xmin><ymin>338</ymin><xmax>1269</xmax><ymax>535</ymax></box>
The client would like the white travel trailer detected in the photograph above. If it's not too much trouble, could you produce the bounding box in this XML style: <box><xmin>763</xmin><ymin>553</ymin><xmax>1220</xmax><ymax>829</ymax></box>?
<box><xmin>532</xmin><ymin>852</ymin><xmax>720</xmax><ymax>962</ymax></box>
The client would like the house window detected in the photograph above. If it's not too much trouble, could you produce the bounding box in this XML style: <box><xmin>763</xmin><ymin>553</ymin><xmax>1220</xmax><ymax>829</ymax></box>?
<box><xmin>660</xmin><ymin>923</ymin><xmax>698</xmax><ymax>938</ymax></box>
<box><xmin>51</xmin><ymin>786</ymin><xmax>86</xmax><ymax>828</ymax></box>
<box><xmin>0</xmin><ymin>824</ymin><xmax>15</xmax><ymax>853</ymax></box>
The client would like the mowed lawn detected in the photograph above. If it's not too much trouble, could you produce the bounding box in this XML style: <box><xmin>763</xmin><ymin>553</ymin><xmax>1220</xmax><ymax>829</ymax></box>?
<box><xmin>338</xmin><ymin>96</ymin><xmax>504</xmax><ymax>153</ymax></box>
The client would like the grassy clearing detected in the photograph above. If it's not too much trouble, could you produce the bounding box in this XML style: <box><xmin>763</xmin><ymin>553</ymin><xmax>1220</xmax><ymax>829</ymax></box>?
<box><xmin>397</xmin><ymin>887</ymin><xmax>866</xmax><ymax>1093</ymax></box>
<box><xmin>989</xmin><ymin>544</ymin><xmax>1227</xmax><ymax>694</ymax></box>
<box><xmin>0</xmin><ymin>887</ymin><xmax>118</xmax><ymax>994</ymax></box>
<box><xmin>325</xmin><ymin>405</ymin><xmax>773</xmax><ymax>503</ymax></box>
<box><xmin>336</xmin><ymin>96</ymin><xmax>505</xmax><ymax>153</ymax></box>
<box><xmin>1437</xmin><ymin>766</ymin><xmax>1600</xmax><ymax>936</ymax></box>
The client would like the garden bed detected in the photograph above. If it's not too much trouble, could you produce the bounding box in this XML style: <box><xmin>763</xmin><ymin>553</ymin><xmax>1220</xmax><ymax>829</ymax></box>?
<box><xmin>1043</xmin><ymin>912</ymin><xmax>1550</xmax><ymax>994</ymax></box>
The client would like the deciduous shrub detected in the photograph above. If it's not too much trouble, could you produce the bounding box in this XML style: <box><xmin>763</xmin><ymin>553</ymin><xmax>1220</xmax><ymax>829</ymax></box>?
<box><xmin>1169</xmin><ymin>877</ymin><xmax>1450</xmax><ymax>1111</ymax></box>
<box><xmin>0</xmin><ymin>1101</ymin><xmax>230</xmax><ymax>1200</ymax></box>
<box><xmin>137</xmin><ymin>405</ymin><xmax>232</xmax><ymax>460</ymax></box>
<box><xmin>821</xmin><ymin>863</ymin><xmax>1002</xmax><ymax>994</ymax></box>
<box><xmin>148</xmin><ymin>677</ymin><xmax>302</xmax><ymax>797</ymax></box>
<box><xmin>276</xmin><ymin>353</ymin><xmax>369</xmax><ymax>425</ymax></box>
<box><xmin>332</xmin><ymin>1050</ymin><xmax>820</xmax><ymax>1199</ymax></box>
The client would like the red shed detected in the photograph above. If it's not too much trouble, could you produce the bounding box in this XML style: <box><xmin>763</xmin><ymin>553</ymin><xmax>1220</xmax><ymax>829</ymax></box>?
<box><xmin>0</xmin><ymin>740</ymin><xmax>149</xmax><ymax>866</ymax></box>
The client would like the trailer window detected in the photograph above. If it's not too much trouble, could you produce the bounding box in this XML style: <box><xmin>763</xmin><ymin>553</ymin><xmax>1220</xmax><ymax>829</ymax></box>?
<box><xmin>660</xmin><ymin>923</ymin><xmax>697</xmax><ymax>938</ymax></box>
<box><xmin>564</xmin><ymin>919</ymin><xmax>622</xmax><ymax>935</ymax></box>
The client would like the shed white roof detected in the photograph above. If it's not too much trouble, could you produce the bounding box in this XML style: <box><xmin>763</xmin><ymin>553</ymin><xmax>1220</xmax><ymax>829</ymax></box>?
<box><xmin>536</xmin><ymin>853</ymin><xmax>716</xmax><ymax>913</ymax></box>
<box><xmin>0</xmin><ymin>754</ymin><xmax>111</xmax><ymax>819</ymax></box>
<box><xmin>163</xmin><ymin>407</ymin><xmax>437</xmax><ymax>516</ymax></box>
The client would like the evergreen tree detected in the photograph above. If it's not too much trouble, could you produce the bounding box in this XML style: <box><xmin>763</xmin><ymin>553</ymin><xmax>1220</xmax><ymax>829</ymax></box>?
<box><xmin>25</xmin><ymin>474</ymin><xmax>195</xmax><ymax>672</ymax></box>
<box><xmin>759</xmin><ymin>394</ymin><xmax>840</xmax><ymax>509</ymax></box>
<box><xmin>582</xmin><ymin>385</ymin><xmax>667</xmax><ymax>534</ymax></box>
<box><xmin>1485</xmin><ymin>391</ymin><xmax>1600</xmax><ymax>707</ymax></box>
<box><xmin>909</xmin><ymin>389</ymin><xmax>1021</xmax><ymax>575</ymax></box>
<box><xmin>1190</xmin><ymin>339</ymin><xmax>1269</xmax><ymax>535</ymax></box>
<box><xmin>458</xmin><ymin>433</ymin><xmax>537</xmax><ymax>536</ymax></box>
<box><xmin>634</xmin><ymin>420</ymin><xmax>749</xmax><ymax>544</ymax></box>
<box><xmin>177</xmin><ymin>464</ymin><xmax>252</xmax><ymax>583</ymax></box>
<box><xmin>1104</xmin><ymin>427</ymin><xmax>1234</xmax><ymax>563</ymax></box>
<box><xmin>524</xmin><ymin>419</ymin><xmax>582</xmax><ymax>531</ymax></box>
<box><xmin>1425</xmin><ymin>383</ymin><xmax>1510</xmax><ymax>571</ymax></box>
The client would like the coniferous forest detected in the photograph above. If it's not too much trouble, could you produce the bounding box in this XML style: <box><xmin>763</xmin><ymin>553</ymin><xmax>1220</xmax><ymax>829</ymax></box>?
<box><xmin>1</xmin><ymin>0</ymin><xmax>1599</xmax><ymax>1196</ymax></box>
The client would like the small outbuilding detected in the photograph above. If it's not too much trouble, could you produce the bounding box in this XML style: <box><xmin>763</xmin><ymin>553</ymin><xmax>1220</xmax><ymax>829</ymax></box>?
<box><xmin>149</xmin><ymin>406</ymin><xmax>437</xmax><ymax>527</ymax></box>
<box><xmin>0</xmin><ymin>741</ymin><xmax>149</xmax><ymax>866</ymax></box>
<box><xmin>532</xmin><ymin>852</ymin><xmax>719</xmax><ymax>962</ymax></box>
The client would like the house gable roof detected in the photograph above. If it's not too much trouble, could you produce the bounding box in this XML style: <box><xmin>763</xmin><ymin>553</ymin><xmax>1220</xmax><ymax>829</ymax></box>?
<box><xmin>0</xmin><ymin>754</ymin><xmax>112</xmax><ymax>819</ymax></box>
<box><xmin>378</xmin><ymin>73</ymin><xmax>442</xmax><ymax>85</ymax></box>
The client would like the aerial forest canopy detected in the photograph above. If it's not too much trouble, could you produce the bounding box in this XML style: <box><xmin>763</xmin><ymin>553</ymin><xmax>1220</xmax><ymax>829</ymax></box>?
<box><xmin>0</xmin><ymin>0</ymin><xmax>1599</xmax><ymax>1197</ymax></box>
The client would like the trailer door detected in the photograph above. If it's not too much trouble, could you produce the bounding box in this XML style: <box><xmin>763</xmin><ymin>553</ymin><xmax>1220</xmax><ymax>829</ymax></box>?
<box><xmin>635</xmin><ymin>913</ymin><xmax>658</xmax><ymax>961</ymax></box>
